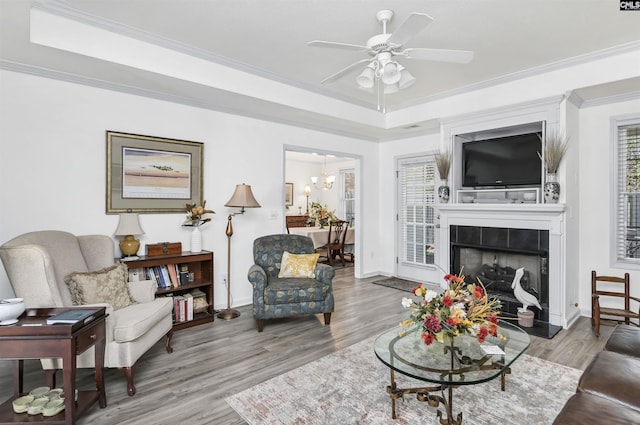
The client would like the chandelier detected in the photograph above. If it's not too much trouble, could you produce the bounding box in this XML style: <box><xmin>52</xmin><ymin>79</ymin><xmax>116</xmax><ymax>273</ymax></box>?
<box><xmin>311</xmin><ymin>156</ymin><xmax>336</xmax><ymax>190</ymax></box>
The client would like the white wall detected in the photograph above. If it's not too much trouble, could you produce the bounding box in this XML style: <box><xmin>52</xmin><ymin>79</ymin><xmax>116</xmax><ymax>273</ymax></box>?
<box><xmin>0</xmin><ymin>70</ymin><xmax>380</xmax><ymax>306</ymax></box>
<box><xmin>578</xmin><ymin>97</ymin><xmax>640</xmax><ymax>315</ymax></box>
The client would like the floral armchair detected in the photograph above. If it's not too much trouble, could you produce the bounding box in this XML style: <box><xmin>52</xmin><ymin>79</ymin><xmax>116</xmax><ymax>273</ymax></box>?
<box><xmin>248</xmin><ymin>234</ymin><xmax>335</xmax><ymax>332</ymax></box>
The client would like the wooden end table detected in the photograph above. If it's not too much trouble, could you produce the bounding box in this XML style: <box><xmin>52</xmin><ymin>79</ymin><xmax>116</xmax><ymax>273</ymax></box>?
<box><xmin>0</xmin><ymin>307</ymin><xmax>107</xmax><ymax>425</ymax></box>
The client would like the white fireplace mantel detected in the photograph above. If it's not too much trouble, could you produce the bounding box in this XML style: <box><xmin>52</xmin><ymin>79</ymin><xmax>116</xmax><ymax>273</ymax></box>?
<box><xmin>437</xmin><ymin>203</ymin><xmax>574</xmax><ymax>328</ymax></box>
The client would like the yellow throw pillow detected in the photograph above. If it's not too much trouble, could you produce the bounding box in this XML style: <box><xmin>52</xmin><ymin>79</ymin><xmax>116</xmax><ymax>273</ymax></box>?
<box><xmin>278</xmin><ymin>251</ymin><xmax>319</xmax><ymax>278</ymax></box>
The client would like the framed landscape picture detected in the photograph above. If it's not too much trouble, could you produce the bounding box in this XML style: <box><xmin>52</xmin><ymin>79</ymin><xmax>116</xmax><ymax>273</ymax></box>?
<box><xmin>106</xmin><ymin>131</ymin><xmax>203</xmax><ymax>214</ymax></box>
<box><xmin>285</xmin><ymin>182</ymin><xmax>294</xmax><ymax>207</ymax></box>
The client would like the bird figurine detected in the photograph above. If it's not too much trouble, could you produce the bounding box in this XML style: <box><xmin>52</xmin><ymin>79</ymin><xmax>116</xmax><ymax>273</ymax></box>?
<box><xmin>511</xmin><ymin>267</ymin><xmax>543</xmax><ymax>312</ymax></box>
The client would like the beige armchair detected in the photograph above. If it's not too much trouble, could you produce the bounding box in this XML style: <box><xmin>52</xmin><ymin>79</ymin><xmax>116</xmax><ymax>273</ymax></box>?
<box><xmin>0</xmin><ymin>230</ymin><xmax>174</xmax><ymax>396</ymax></box>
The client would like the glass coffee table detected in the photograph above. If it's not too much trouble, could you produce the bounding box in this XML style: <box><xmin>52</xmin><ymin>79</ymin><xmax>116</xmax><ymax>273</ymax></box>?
<box><xmin>374</xmin><ymin>321</ymin><xmax>530</xmax><ymax>425</ymax></box>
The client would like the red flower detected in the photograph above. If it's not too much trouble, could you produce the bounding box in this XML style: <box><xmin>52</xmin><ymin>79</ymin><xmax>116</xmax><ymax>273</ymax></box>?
<box><xmin>488</xmin><ymin>313</ymin><xmax>499</xmax><ymax>324</ymax></box>
<box><xmin>473</xmin><ymin>285</ymin><xmax>484</xmax><ymax>298</ymax></box>
<box><xmin>442</xmin><ymin>294</ymin><xmax>453</xmax><ymax>307</ymax></box>
<box><xmin>477</xmin><ymin>326</ymin><xmax>489</xmax><ymax>343</ymax></box>
<box><xmin>446</xmin><ymin>317</ymin><xmax>459</xmax><ymax>327</ymax></box>
<box><xmin>424</xmin><ymin>314</ymin><xmax>442</xmax><ymax>333</ymax></box>
<box><xmin>444</xmin><ymin>274</ymin><xmax>453</xmax><ymax>281</ymax></box>
<box><xmin>422</xmin><ymin>332</ymin><xmax>435</xmax><ymax>345</ymax></box>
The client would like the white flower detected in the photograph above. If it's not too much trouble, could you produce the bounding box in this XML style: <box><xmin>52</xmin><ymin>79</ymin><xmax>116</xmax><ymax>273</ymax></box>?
<box><xmin>401</xmin><ymin>297</ymin><xmax>413</xmax><ymax>308</ymax></box>
<box><xmin>424</xmin><ymin>289</ymin><xmax>438</xmax><ymax>303</ymax></box>
<box><xmin>451</xmin><ymin>302</ymin><xmax>467</xmax><ymax>319</ymax></box>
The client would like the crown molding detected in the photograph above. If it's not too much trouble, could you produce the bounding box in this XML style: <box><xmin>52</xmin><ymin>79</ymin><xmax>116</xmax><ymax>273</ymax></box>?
<box><xmin>0</xmin><ymin>60</ymin><xmax>384</xmax><ymax>142</ymax></box>
<box><xmin>580</xmin><ymin>90</ymin><xmax>640</xmax><ymax>109</ymax></box>
<box><xmin>392</xmin><ymin>40</ymin><xmax>640</xmax><ymax>112</ymax></box>
<box><xmin>31</xmin><ymin>0</ymin><xmax>374</xmax><ymax>111</ymax></box>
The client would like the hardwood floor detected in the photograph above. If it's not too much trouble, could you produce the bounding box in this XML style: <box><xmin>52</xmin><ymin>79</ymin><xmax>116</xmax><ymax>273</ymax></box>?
<box><xmin>0</xmin><ymin>266</ymin><xmax>611</xmax><ymax>424</ymax></box>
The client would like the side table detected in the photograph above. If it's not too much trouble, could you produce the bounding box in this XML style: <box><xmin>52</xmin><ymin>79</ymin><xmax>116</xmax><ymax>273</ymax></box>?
<box><xmin>0</xmin><ymin>307</ymin><xmax>107</xmax><ymax>425</ymax></box>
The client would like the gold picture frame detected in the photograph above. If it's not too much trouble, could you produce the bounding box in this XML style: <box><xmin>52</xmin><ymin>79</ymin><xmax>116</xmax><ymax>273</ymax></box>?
<box><xmin>106</xmin><ymin>131</ymin><xmax>203</xmax><ymax>214</ymax></box>
<box><xmin>285</xmin><ymin>182</ymin><xmax>294</xmax><ymax>207</ymax></box>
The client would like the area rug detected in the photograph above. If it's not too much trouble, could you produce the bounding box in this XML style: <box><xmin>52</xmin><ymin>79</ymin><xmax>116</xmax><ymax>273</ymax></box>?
<box><xmin>225</xmin><ymin>336</ymin><xmax>581</xmax><ymax>425</ymax></box>
<box><xmin>371</xmin><ymin>277</ymin><xmax>420</xmax><ymax>293</ymax></box>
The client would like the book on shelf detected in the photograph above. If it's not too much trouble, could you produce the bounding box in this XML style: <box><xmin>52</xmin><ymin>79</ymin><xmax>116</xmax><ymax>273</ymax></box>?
<box><xmin>47</xmin><ymin>309</ymin><xmax>99</xmax><ymax>325</ymax></box>
<box><xmin>167</xmin><ymin>264</ymin><xmax>180</xmax><ymax>288</ymax></box>
<box><xmin>160</xmin><ymin>266</ymin><xmax>171</xmax><ymax>288</ymax></box>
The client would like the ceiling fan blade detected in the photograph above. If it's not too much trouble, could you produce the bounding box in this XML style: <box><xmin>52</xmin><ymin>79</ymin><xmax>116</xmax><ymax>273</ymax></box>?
<box><xmin>308</xmin><ymin>40</ymin><xmax>369</xmax><ymax>52</ymax></box>
<box><xmin>403</xmin><ymin>48</ymin><xmax>474</xmax><ymax>63</ymax></box>
<box><xmin>320</xmin><ymin>58</ymin><xmax>372</xmax><ymax>85</ymax></box>
<box><xmin>386</xmin><ymin>12</ymin><xmax>433</xmax><ymax>47</ymax></box>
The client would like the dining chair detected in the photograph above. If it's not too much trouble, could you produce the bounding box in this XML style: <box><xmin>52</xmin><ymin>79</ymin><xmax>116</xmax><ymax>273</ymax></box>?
<box><xmin>591</xmin><ymin>270</ymin><xmax>640</xmax><ymax>337</ymax></box>
<box><xmin>317</xmin><ymin>220</ymin><xmax>349</xmax><ymax>266</ymax></box>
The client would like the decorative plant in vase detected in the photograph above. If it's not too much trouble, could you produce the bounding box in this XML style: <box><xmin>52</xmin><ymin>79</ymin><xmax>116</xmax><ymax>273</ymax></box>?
<box><xmin>182</xmin><ymin>201</ymin><xmax>215</xmax><ymax>252</ymax></box>
<box><xmin>435</xmin><ymin>148</ymin><xmax>451</xmax><ymax>203</ymax></box>
<box><xmin>309</xmin><ymin>201</ymin><xmax>336</xmax><ymax>228</ymax></box>
<box><xmin>538</xmin><ymin>131</ymin><xmax>569</xmax><ymax>203</ymax></box>
<box><xmin>399</xmin><ymin>272</ymin><xmax>503</xmax><ymax>346</ymax></box>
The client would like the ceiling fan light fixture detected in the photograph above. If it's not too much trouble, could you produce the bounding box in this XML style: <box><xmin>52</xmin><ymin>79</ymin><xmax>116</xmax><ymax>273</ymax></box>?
<box><xmin>356</xmin><ymin>65</ymin><xmax>375</xmax><ymax>89</ymax></box>
<box><xmin>398</xmin><ymin>68</ymin><xmax>416</xmax><ymax>90</ymax></box>
<box><xmin>381</xmin><ymin>61</ymin><xmax>401</xmax><ymax>85</ymax></box>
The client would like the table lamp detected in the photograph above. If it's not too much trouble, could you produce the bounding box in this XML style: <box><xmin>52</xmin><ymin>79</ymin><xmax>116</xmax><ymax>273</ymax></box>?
<box><xmin>219</xmin><ymin>183</ymin><xmax>261</xmax><ymax>320</ymax></box>
<box><xmin>114</xmin><ymin>213</ymin><xmax>144</xmax><ymax>258</ymax></box>
<box><xmin>304</xmin><ymin>185</ymin><xmax>311</xmax><ymax>214</ymax></box>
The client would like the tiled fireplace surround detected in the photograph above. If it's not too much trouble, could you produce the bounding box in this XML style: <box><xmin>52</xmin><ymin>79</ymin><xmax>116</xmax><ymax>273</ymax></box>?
<box><xmin>437</xmin><ymin>204</ymin><xmax>568</xmax><ymax>327</ymax></box>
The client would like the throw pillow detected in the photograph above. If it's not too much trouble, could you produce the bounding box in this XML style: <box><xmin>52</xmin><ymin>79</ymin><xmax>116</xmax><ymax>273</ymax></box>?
<box><xmin>64</xmin><ymin>262</ymin><xmax>136</xmax><ymax>310</ymax></box>
<box><xmin>278</xmin><ymin>251</ymin><xmax>320</xmax><ymax>278</ymax></box>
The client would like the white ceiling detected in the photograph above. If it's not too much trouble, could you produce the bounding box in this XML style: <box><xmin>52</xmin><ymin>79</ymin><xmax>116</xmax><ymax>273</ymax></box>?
<box><xmin>1</xmin><ymin>0</ymin><xmax>639</xmax><ymax>141</ymax></box>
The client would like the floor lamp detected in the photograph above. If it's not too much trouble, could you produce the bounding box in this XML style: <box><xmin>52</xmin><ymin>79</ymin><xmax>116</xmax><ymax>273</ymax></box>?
<box><xmin>218</xmin><ymin>183</ymin><xmax>261</xmax><ymax>320</ymax></box>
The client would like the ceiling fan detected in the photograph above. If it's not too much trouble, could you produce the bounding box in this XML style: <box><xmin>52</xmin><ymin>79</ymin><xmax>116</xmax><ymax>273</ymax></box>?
<box><xmin>308</xmin><ymin>10</ymin><xmax>473</xmax><ymax>96</ymax></box>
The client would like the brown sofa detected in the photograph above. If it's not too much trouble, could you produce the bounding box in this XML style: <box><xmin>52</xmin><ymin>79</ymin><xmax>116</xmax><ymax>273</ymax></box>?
<box><xmin>553</xmin><ymin>324</ymin><xmax>640</xmax><ymax>424</ymax></box>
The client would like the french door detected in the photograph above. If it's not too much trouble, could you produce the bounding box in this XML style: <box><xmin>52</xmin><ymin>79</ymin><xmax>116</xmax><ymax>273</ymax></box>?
<box><xmin>396</xmin><ymin>156</ymin><xmax>440</xmax><ymax>282</ymax></box>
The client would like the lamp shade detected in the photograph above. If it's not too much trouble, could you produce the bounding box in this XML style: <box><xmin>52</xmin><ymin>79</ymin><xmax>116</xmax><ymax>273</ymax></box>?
<box><xmin>114</xmin><ymin>213</ymin><xmax>144</xmax><ymax>236</ymax></box>
<box><xmin>304</xmin><ymin>185</ymin><xmax>311</xmax><ymax>195</ymax></box>
<box><xmin>225</xmin><ymin>184</ymin><xmax>261</xmax><ymax>208</ymax></box>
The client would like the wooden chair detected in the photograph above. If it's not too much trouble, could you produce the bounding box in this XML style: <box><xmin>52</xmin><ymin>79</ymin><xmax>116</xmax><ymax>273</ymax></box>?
<box><xmin>591</xmin><ymin>270</ymin><xmax>640</xmax><ymax>337</ymax></box>
<box><xmin>317</xmin><ymin>220</ymin><xmax>349</xmax><ymax>267</ymax></box>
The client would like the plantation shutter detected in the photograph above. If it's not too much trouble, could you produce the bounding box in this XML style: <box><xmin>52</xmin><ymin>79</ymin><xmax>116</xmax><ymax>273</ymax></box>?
<box><xmin>617</xmin><ymin>123</ymin><xmax>640</xmax><ymax>261</ymax></box>
<box><xmin>398</xmin><ymin>157</ymin><xmax>436</xmax><ymax>265</ymax></box>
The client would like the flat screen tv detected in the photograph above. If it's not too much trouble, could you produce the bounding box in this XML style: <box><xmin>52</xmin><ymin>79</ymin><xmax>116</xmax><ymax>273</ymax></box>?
<box><xmin>462</xmin><ymin>133</ymin><xmax>542</xmax><ymax>187</ymax></box>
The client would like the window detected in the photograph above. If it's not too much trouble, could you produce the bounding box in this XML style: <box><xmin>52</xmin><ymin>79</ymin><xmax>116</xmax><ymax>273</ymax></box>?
<box><xmin>615</xmin><ymin>116</ymin><xmax>640</xmax><ymax>263</ymax></box>
<box><xmin>340</xmin><ymin>169</ymin><xmax>355</xmax><ymax>224</ymax></box>
<box><xmin>398</xmin><ymin>157</ymin><xmax>436</xmax><ymax>266</ymax></box>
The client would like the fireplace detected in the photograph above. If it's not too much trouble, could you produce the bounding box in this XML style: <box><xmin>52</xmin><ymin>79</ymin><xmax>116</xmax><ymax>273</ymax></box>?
<box><xmin>437</xmin><ymin>203</ymin><xmax>577</xmax><ymax>330</ymax></box>
<box><xmin>450</xmin><ymin>225</ymin><xmax>550</xmax><ymax>322</ymax></box>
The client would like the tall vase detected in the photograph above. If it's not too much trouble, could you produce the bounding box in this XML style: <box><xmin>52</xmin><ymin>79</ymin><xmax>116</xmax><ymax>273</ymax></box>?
<box><xmin>191</xmin><ymin>225</ymin><xmax>202</xmax><ymax>253</ymax></box>
<box><xmin>438</xmin><ymin>179</ymin><xmax>450</xmax><ymax>204</ymax></box>
<box><xmin>544</xmin><ymin>173</ymin><xmax>560</xmax><ymax>204</ymax></box>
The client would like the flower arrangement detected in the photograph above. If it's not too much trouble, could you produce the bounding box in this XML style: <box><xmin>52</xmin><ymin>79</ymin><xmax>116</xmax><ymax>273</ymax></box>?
<box><xmin>309</xmin><ymin>201</ymin><xmax>337</xmax><ymax>224</ymax></box>
<box><xmin>434</xmin><ymin>148</ymin><xmax>452</xmax><ymax>180</ymax></box>
<box><xmin>400</xmin><ymin>273</ymin><xmax>503</xmax><ymax>345</ymax></box>
<box><xmin>182</xmin><ymin>201</ymin><xmax>215</xmax><ymax>226</ymax></box>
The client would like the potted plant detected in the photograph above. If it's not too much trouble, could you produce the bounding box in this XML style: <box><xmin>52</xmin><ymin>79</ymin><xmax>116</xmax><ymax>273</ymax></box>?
<box><xmin>435</xmin><ymin>148</ymin><xmax>452</xmax><ymax>203</ymax></box>
<box><xmin>538</xmin><ymin>131</ymin><xmax>569</xmax><ymax>203</ymax></box>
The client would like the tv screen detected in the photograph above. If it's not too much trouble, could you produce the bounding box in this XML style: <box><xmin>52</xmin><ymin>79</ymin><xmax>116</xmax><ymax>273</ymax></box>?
<box><xmin>462</xmin><ymin>133</ymin><xmax>542</xmax><ymax>187</ymax></box>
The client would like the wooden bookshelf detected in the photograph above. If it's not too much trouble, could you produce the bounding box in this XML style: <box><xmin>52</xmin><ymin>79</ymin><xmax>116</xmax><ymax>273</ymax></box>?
<box><xmin>122</xmin><ymin>251</ymin><xmax>214</xmax><ymax>331</ymax></box>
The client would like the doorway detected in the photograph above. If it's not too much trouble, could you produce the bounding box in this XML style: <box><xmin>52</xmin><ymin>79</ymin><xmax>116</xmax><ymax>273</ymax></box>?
<box><xmin>284</xmin><ymin>148</ymin><xmax>360</xmax><ymax>275</ymax></box>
